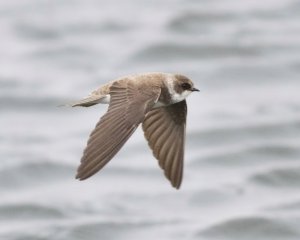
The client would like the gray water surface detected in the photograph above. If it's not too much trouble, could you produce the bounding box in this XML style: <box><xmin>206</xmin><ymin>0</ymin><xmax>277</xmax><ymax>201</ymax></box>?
<box><xmin>1</xmin><ymin>0</ymin><xmax>300</xmax><ymax>239</ymax></box>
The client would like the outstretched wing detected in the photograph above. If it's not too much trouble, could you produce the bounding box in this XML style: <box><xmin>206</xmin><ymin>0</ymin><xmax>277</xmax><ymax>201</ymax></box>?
<box><xmin>142</xmin><ymin>100</ymin><xmax>187</xmax><ymax>189</ymax></box>
<box><xmin>76</xmin><ymin>80</ymin><xmax>161</xmax><ymax>180</ymax></box>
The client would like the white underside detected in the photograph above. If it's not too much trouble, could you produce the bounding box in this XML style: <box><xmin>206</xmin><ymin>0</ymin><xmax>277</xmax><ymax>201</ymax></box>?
<box><xmin>171</xmin><ymin>90</ymin><xmax>191</xmax><ymax>103</ymax></box>
<box><xmin>99</xmin><ymin>95</ymin><xmax>110</xmax><ymax>104</ymax></box>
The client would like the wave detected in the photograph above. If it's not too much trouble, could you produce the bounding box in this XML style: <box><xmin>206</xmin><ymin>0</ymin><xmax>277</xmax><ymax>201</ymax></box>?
<box><xmin>198</xmin><ymin>216</ymin><xmax>299</xmax><ymax>240</ymax></box>
<box><xmin>0</xmin><ymin>161</ymin><xmax>73</xmax><ymax>190</ymax></box>
<box><xmin>250</xmin><ymin>166</ymin><xmax>300</xmax><ymax>188</ymax></box>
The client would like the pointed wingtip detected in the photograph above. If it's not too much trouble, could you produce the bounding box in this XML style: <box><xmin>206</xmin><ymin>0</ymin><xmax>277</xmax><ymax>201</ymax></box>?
<box><xmin>75</xmin><ymin>173</ymin><xmax>85</xmax><ymax>181</ymax></box>
<box><xmin>172</xmin><ymin>182</ymin><xmax>181</xmax><ymax>190</ymax></box>
<box><xmin>75</xmin><ymin>167</ymin><xmax>87</xmax><ymax>180</ymax></box>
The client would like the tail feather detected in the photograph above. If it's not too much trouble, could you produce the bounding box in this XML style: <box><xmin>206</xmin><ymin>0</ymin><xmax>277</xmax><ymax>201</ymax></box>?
<box><xmin>68</xmin><ymin>95</ymin><xmax>106</xmax><ymax>107</ymax></box>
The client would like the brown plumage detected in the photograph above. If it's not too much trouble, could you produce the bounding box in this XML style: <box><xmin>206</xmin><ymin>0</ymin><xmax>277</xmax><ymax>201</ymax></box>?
<box><xmin>72</xmin><ymin>72</ymin><xmax>199</xmax><ymax>189</ymax></box>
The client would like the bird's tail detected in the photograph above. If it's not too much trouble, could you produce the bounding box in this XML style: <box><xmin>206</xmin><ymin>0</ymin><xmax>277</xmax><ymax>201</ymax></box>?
<box><xmin>62</xmin><ymin>95</ymin><xmax>107</xmax><ymax>107</ymax></box>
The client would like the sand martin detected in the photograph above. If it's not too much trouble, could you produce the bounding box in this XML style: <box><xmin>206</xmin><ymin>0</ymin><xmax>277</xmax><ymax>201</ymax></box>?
<box><xmin>71</xmin><ymin>72</ymin><xmax>199</xmax><ymax>189</ymax></box>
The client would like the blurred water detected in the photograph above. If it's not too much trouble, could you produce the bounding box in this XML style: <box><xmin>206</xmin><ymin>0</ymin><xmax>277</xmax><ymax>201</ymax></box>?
<box><xmin>1</xmin><ymin>0</ymin><xmax>300</xmax><ymax>239</ymax></box>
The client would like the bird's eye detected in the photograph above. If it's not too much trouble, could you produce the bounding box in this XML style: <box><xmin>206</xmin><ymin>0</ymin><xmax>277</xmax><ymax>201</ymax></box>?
<box><xmin>181</xmin><ymin>83</ymin><xmax>191</xmax><ymax>90</ymax></box>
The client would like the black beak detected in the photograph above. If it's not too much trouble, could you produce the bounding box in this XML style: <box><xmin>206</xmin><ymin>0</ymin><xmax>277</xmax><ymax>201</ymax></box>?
<box><xmin>191</xmin><ymin>87</ymin><xmax>200</xmax><ymax>92</ymax></box>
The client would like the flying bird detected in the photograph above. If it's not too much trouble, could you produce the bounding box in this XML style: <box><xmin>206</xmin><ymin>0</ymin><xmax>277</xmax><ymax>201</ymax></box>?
<box><xmin>71</xmin><ymin>72</ymin><xmax>199</xmax><ymax>189</ymax></box>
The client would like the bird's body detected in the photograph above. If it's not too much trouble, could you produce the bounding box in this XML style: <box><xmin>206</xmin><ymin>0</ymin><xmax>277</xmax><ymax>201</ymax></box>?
<box><xmin>72</xmin><ymin>72</ymin><xmax>199</xmax><ymax>189</ymax></box>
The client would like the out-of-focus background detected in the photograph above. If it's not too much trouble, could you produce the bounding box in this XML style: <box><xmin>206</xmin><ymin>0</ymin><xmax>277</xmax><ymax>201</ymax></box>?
<box><xmin>1</xmin><ymin>0</ymin><xmax>300</xmax><ymax>239</ymax></box>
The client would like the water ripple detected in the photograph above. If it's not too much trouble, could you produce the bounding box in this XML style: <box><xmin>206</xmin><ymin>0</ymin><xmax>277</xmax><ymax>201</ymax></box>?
<box><xmin>198</xmin><ymin>216</ymin><xmax>300</xmax><ymax>240</ymax></box>
<box><xmin>250</xmin><ymin>167</ymin><xmax>300</xmax><ymax>188</ymax></box>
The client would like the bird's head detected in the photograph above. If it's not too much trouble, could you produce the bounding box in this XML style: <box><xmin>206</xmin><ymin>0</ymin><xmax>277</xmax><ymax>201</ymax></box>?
<box><xmin>170</xmin><ymin>74</ymin><xmax>199</xmax><ymax>103</ymax></box>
